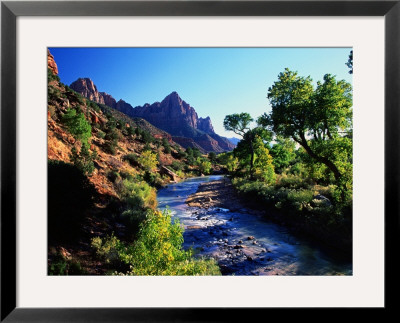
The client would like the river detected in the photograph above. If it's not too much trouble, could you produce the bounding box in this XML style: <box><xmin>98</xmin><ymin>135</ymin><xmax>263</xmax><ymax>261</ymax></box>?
<box><xmin>157</xmin><ymin>175</ymin><xmax>352</xmax><ymax>276</ymax></box>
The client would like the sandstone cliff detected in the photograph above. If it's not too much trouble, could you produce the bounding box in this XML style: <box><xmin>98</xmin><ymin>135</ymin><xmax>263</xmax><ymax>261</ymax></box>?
<box><xmin>47</xmin><ymin>49</ymin><xmax>58</xmax><ymax>75</ymax></box>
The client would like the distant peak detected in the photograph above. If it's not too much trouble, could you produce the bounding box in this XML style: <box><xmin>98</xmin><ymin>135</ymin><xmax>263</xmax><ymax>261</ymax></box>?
<box><xmin>77</xmin><ymin>77</ymin><xmax>93</xmax><ymax>82</ymax></box>
<box><xmin>161</xmin><ymin>91</ymin><xmax>184</xmax><ymax>106</ymax></box>
<box><xmin>164</xmin><ymin>91</ymin><xmax>180</xmax><ymax>99</ymax></box>
<box><xmin>70</xmin><ymin>77</ymin><xmax>96</xmax><ymax>88</ymax></box>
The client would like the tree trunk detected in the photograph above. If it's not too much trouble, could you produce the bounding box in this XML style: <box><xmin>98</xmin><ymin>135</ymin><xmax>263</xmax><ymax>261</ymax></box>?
<box><xmin>297</xmin><ymin>133</ymin><xmax>341</xmax><ymax>181</ymax></box>
<box><xmin>249</xmin><ymin>139</ymin><xmax>254</xmax><ymax>179</ymax></box>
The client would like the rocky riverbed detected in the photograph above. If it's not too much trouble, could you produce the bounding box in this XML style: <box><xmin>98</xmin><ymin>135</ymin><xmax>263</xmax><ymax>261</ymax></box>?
<box><xmin>157</xmin><ymin>176</ymin><xmax>352</xmax><ymax>276</ymax></box>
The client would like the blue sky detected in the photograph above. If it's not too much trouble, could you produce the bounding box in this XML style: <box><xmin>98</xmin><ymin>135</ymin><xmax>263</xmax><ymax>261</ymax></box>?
<box><xmin>49</xmin><ymin>47</ymin><xmax>352</xmax><ymax>138</ymax></box>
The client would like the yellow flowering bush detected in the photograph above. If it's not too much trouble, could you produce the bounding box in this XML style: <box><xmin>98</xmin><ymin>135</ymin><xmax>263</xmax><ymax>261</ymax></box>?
<box><xmin>91</xmin><ymin>209</ymin><xmax>221</xmax><ymax>276</ymax></box>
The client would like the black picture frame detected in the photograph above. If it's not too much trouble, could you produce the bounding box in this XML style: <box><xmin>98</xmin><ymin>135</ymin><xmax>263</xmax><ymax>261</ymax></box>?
<box><xmin>1</xmin><ymin>0</ymin><xmax>399</xmax><ymax>321</ymax></box>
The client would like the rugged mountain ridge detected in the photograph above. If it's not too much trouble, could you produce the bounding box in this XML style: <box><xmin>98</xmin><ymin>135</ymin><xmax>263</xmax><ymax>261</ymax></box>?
<box><xmin>70</xmin><ymin>79</ymin><xmax>235</xmax><ymax>153</ymax></box>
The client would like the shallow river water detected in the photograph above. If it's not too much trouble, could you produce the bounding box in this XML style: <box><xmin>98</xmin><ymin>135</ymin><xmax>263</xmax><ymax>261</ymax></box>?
<box><xmin>157</xmin><ymin>175</ymin><xmax>352</xmax><ymax>276</ymax></box>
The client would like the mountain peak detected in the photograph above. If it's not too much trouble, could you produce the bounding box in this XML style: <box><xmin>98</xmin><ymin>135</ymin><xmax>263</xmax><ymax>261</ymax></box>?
<box><xmin>162</xmin><ymin>91</ymin><xmax>183</xmax><ymax>106</ymax></box>
<box><xmin>168</xmin><ymin>91</ymin><xmax>179</xmax><ymax>97</ymax></box>
<box><xmin>70</xmin><ymin>78</ymin><xmax>104</xmax><ymax>104</ymax></box>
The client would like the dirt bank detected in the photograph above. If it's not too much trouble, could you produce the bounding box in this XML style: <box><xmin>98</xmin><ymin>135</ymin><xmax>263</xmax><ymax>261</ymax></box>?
<box><xmin>186</xmin><ymin>177</ymin><xmax>263</xmax><ymax>215</ymax></box>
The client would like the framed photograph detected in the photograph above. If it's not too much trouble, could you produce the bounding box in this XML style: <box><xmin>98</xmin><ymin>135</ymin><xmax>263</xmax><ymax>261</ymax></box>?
<box><xmin>1</xmin><ymin>0</ymin><xmax>398</xmax><ymax>321</ymax></box>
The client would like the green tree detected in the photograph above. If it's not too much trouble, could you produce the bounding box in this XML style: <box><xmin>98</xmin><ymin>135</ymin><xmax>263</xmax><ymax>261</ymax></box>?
<box><xmin>223</xmin><ymin>113</ymin><xmax>256</xmax><ymax>177</ymax></box>
<box><xmin>217</xmin><ymin>152</ymin><xmax>239</xmax><ymax>173</ymax></box>
<box><xmin>208</xmin><ymin>152</ymin><xmax>217</xmax><ymax>164</ymax></box>
<box><xmin>185</xmin><ymin>147</ymin><xmax>195</xmax><ymax>165</ymax></box>
<box><xmin>270</xmin><ymin>137</ymin><xmax>296</xmax><ymax>173</ymax></box>
<box><xmin>62</xmin><ymin>108</ymin><xmax>92</xmax><ymax>145</ymax></box>
<box><xmin>252</xmin><ymin>135</ymin><xmax>275</xmax><ymax>183</ymax></box>
<box><xmin>224</xmin><ymin>113</ymin><xmax>272</xmax><ymax>179</ymax></box>
<box><xmin>260</xmin><ymin>68</ymin><xmax>352</xmax><ymax>184</ymax></box>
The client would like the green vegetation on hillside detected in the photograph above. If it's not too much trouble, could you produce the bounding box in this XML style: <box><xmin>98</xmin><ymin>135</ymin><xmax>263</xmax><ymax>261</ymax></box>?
<box><xmin>47</xmin><ymin>74</ymin><xmax>222</xmax><ymax>275</ymax></box>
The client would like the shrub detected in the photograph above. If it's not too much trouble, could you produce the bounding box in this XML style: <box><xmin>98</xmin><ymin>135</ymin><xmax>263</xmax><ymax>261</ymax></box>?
<box><xmin>107</xmin><ymin>169</ymin><xmax>120</xmax><ymax>183</ymax></box>
<box><xmin>162</xmin><ymin>138</ymin><xmax>171</xmax><ymax>154</ymax></box>
<box><xmin>118</xmin><ymin>179</ymin><xmax>157</xmax><ymax>211</ymax></box>
<box><xmin>143</xmin><ymin>171</ymin><xmax>164</xmax><ymax>188</ymax></box>
<box><xmin>119</xmin><ymin>170</ymin><xmax>134</xmax><ymax>180</ymax></box>
<box><xmin>141</xmin><ymin>130</ymin><xmax>153</xmax><ymax>143</ymax></box>
<box><xmin>48</xmin><ymin>68</ymin><xmax>60</xmax><ymax>82</ymax></box>
<box><xmin>123</xmin><ymin>153</ymin><xmax>139</xmax><ymax>167</ymax></box>
<box><xmin>48</xmin><ymin>255</ymin><xmax>86</xmax><ymax>276</ymax></box>
<box><xmin>138</xmin><ymin>150</ymin><xmax>158</xmax><ymax>172</ymax></box>
<box><xmin>196</xmin><ymin>158</ymin><xmax>212</xmax><ymax>175</ymax></box>
<box><xmin>90</xmin><ymin>101</ymin><xmax>101</xmax><ymax>112</ymax></box>
<box><xmin>126</xmin><ymin>126</ymin><xmax>136</xmax><ymax>136</ymax></box>
<box><xmin>103</xmin><ymin>141</ymin><xmax>117</xmax><ymax>155</ymax></box>
<box><xmin>286</xmin><ymin>189</ymin><xmax>314</xmax><ymax>211</ymax></box>
<box><xmin>91</xmin><ymin>234</ymin><xmax>129</xmax><ymax>267</ymax></box>
<box><xmin>75</xmin><ymin>93</ymin><xmax>85</xmax><ymax>105</ymax></box>
<box><xmin>96</xmin><ymin>129</ymin><xmax>106</xmax><ymax>139</ymax></box>
<box><xmin>119</xmin><ymin>208</ymin><xmax>149</xmax><ymax>239</ymax></box>
<box><xmin>105</xmin><ymin>128</ymin><xmax>121</xmax><ymax>141</ymax></box>
<box><xmin>70</xmin><ymin>143</ymin><xmax>97</xmax><ymax>175</ymax></box>
<box><xmin>276</xmin><ymin>173</ymin><xmax>311</xmax><ymax>189</ymax></box>
<box><xmin>171</xmin><ymin>161</ymin><xmax>184</xmax><ymax>172</ymax></box>
<box><xmin>175</xmin><ymin>149</ymin><xmax>187</xmax><ymax>160</ymax></box>
<box><xmin>175</xmin><ymin>170</ymin><xmax>185</xmax><ymax>178</ymax></box>
<box><xmin>48</xmin><ymin>256</ymin><xmax>67</xmax><ymax>275</ymax></box>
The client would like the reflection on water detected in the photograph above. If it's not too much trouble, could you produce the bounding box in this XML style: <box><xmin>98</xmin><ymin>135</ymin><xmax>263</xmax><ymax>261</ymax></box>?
<box><xmin>157</xmin><ymin>176</ymin><xmax>352</xmax><ymax>276</ymax></box>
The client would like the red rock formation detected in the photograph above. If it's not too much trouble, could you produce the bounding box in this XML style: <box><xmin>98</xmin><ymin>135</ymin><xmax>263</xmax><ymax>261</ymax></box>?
<box><xmin>70</xmin><ymin>78</ymin><xmax>105</xmax><ymax>105</ymax></box>
<box><xmin>47</xmin><ymin>49</ymin><xmax>58</xmax><ymax>75</ymax></box>
<box><xmin>130</xmin><ymin>92</ymin><xmax>201</xmax><ymax>131</ymax></box>
<box><xmin>90</xmin><ymin>111</ymin><xmax>100</xmax><ymax>124</ymax></box>
<box><xmin>100</xmin><ymin>92</ymin><xmax>117</xmax><ymax>108</ymax></box>
<box><xmin>128</xmin><ymin>92</ymin><xmax>235</xmax><ymax>152</ymax></box>
<box><xmin>198</xmin><ymin>116</ymin><xmax>214</xmax><ymax>133</ymax></box>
